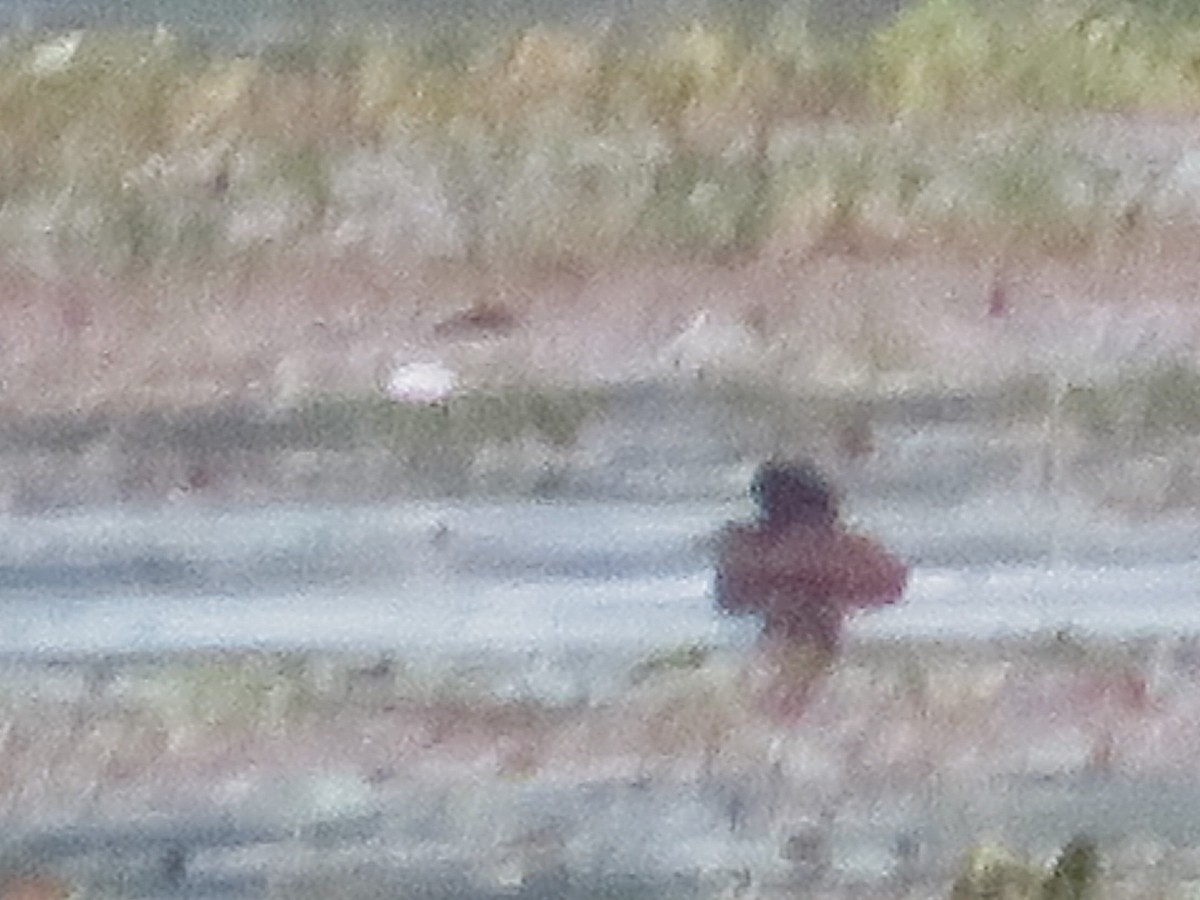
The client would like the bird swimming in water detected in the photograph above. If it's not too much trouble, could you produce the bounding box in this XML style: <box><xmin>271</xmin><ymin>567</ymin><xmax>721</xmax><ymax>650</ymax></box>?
<box><xmin>715</xmin><ymin>460</ymin><xmax>907</xmax><ymax>714</ymax></box>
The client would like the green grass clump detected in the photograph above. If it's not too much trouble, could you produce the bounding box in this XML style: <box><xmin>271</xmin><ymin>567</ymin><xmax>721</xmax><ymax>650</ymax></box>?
<box><xmin>629</xmin><ymin>643</ymin><xmax>711</xmax><ymax>684</ymax></box>
<box><xmin>872</xmin><ymin>0</ymin><xmax>1200</xmax><ymax>117</ymax></box>
<box><xmin>1063</xmin><ymin>362</ymin><xmax>1200</xmax><ymax>443</ymax></box>
<box><xmin>294</xmin><ymin>386</ymin><xmax>604</xmax><ymax>453</ymax></box>
<box><xmin>950</xmin><ymin>836</ymin><xmax>1100</xmax><ymax>900</ymax></box>
<box><xmin>143</xmin><ymin>655</ymin><xmax>323</xmax><ymax>741</ymax></box>
<box><xmin>283</xmin><ymin>386</ymin><xmax>606</xmax><ymax>490</ymax></box>
<box><xmin>871</xmin><ymin>0</ymin><xmax>999</xmax><ymax>117</ymax></box>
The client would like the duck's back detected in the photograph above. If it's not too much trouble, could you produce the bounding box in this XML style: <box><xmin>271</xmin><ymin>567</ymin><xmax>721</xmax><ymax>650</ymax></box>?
<box><xmin>715</xmin><ymin>523</ymin><xmax>907</xmax><ymax>623</ymax></box>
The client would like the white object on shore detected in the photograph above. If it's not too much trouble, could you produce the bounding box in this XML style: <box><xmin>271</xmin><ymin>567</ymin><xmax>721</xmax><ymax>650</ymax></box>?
<box><xmin>216</xmin><ymin>772</ymin><xmax>375</xmax><ymax>829</ymax></box>
<box><xmin>30</xmin><ymin>31</ymin><xmax>82</xmax><ymax>76</ymax></box>
<box><xmin>385</xmin><ymin>360</ymin><xmax>459</xmax><ymax>405</ymax></box>
<box><xmin>660</xmin><ymin>310</ymin><xmax>760</xmax><ymax>378</ymax></box>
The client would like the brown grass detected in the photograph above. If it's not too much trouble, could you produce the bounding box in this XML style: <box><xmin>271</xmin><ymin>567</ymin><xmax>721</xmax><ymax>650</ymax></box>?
<box><xmin>6</xmin><ymin>229</ymin><xmax>1200</xmax><ymax>418</ymax></box>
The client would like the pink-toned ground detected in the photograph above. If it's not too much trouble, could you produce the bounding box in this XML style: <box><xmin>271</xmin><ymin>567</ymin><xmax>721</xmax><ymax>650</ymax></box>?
<box><xmin>6</xmin><ymin>232</ymin><xmax>1200</xmax><ymax>416</ymax></box>
<box><xmin>2</xmin><ymin>641</ymin><xmax>1199</xmax><ymax>898</ymax></box>
<box><xmin>1</xmin><ymin>640</ymin><xmax>1192</xmax><ymax>824</ymax></box>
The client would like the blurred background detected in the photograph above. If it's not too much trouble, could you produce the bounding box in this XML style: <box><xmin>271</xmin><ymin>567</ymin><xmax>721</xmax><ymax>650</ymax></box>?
<box><xmin>2</xmin><ymin>0</ymin><xmax>1200</xmax><ymax>895</ymax></box>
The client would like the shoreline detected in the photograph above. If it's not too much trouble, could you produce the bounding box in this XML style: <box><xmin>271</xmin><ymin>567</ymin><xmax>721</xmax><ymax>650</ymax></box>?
<box><xmin>1</xmin><ymin>636</ymin><xmax>1197</xmax><ymax>896</ymax></box>
<box><xmin>5</xmin><ymin>373</ymin><xmax>1200</xmax><ymax>516</ymax></box>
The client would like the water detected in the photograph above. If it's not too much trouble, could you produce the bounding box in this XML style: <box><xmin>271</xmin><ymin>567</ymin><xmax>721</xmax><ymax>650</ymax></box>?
<box><xmin>0</xmin><ymin>0</ymin><xmax>908</xmax><ymax>37</ymax></box>
<box><xmin>0</xmin><ymin>489</ymin><xmax>1198</xmax><ymax>659</ymax></box>
<box><xmin>2</xmin><ymin>487</ymin><xmax>1199</xmax><ymax>897</ymax></box>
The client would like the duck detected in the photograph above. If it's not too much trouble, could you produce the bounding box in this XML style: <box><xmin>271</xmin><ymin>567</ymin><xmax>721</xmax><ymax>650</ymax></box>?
<box><xmin>714</xmin><ymin>459</ymin><xmax>907</xmax><ymax>655</ymax></box>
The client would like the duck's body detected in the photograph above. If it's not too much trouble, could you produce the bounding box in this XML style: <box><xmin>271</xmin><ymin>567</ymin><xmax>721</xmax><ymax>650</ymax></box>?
<box><xmin>714</xmin><ymin>461</ymin><xmax>906</xmax><ymax>655</ymax></box>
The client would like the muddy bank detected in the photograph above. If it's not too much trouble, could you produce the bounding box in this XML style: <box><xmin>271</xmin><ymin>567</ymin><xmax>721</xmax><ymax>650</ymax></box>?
<box><xmin>5</xmin><ymin>373</ymin><xmax>1200</xmax><ymax>519</ymax></box>
<box><xmin>1</xmin><ymin>638</ymin><xmax>1198</xmax><ymax>898</ymax></box>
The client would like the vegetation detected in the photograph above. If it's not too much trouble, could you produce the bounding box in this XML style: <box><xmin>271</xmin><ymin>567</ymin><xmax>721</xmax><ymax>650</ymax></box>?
<box><xmin>628</xmin><ymin>642</ymin><xmax>712</xmax><ymax>684</ymax></box>
<box><xmin>4</xmin><ymin>1</ymin><xmax>1200</xmax><ymax>504</ymax></box>
<box><xmin>1062</xmin><ymin>362</ymin><xmax>1200</xmax><ymax>444</ymax></box>
<box><xmin>139</xmin><ymin>653</ymin><xmax>325</xmax><ymax>741</ymax></box>
<box><xmin>951</xmin><ymin>836</ymin><xmax>1100</xmax><ymax>900</ymax></box>
<box><xmin>0</xmin><ymin>386</ymin><xmax>606</xmax><ymax>503</ymax></box>
<box><xmin>0</xmin><ymin>640</ymin><xmax>1188</xmax><ymax>896</ymax></box>
<box><xmin>1</xmin><ymin>0</ymin><xmax>1198</xmax><ymax>280</ymax></box>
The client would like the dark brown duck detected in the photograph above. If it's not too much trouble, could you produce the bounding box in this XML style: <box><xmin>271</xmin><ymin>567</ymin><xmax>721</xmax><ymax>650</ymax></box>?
<box><xmin>715</xmin><ymin>460</ymin><xmax>907</xmax><ymax>655</ymax></box>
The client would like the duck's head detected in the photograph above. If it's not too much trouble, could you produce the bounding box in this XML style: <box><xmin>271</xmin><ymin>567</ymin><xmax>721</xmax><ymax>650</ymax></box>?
<box><xmin>751</xmin><ymin>459</ymin><xmax>838</xmax><ymax>529</ymax></box>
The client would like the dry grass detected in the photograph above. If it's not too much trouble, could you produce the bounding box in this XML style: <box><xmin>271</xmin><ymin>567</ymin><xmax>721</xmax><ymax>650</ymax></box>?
<box><xmin>0</xmin><ymin>3</ymin><xmax>1199</xmax><ymax>426</ymax></box>
<box><xmin>2</xmin><ymin>1</ymin><xmax>1199</xmax><ymax>280</ymax></box>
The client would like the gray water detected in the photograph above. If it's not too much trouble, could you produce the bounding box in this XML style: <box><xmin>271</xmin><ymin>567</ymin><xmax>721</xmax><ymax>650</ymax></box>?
<box><xmin>0</xmin><ymin>0</ymin><xmax>907</xmax><ymax>38</ymax></box>
<box><xmin>4</xmin><ymin>455</ymin><xmax>1200</xmax><ymax>896</ymax></box>
<box><xmin>1</xmin><ymin>482</ymin><xmax>1198</xmax><ymax>661</ymax></box>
